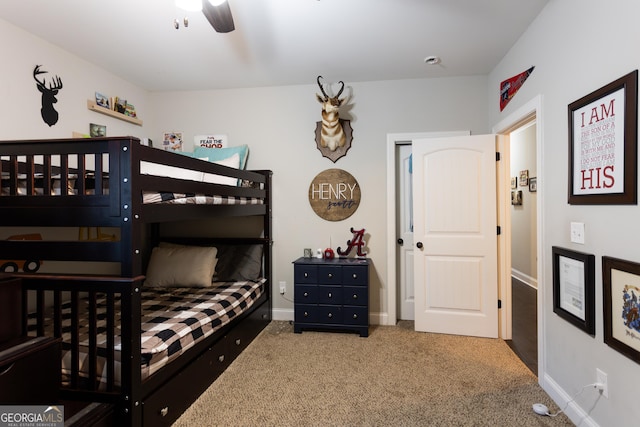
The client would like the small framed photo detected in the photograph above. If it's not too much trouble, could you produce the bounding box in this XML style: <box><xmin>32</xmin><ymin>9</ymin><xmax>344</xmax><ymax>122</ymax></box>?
<box><xmin>89</xmin><ymin>123</ymin><xmax>106</xmax><ymax>137</ymax></box>
<box><xmin>603</xmin><ymin>256</ymin><xmax>640</xmax><ymax>364</ymax></box>
<box><xmin>303</xmin><ymin>248</ymin><xmax>313</xmax><ymax>258</ymax></box>
<box><xmin>552</xmin><ymin>246</ymin><xmax>595</xmax><ymax>335</ymax></box>
<box><xmin>510</xmin><ymin>177</ymin><xmax>517</xmax><ymax>189</ymax></box>
<box><xmin>529</xmin><ymin>177</ymin><xmax>537</xmax><ymax>192</ymax></box>
<box><xmin>511</xmin><ymin>190</ymin><xmax>522</xmax><ymax>206</ymax></box>
<box><xmin>519</xmin><ymin>169</ymin><xmax>529</xmax><ymax>186</ymax></box>
<box><xmin>95</xmin><ymin>92</ymin><xmax>110</xmax><ymax>109</ymax></box>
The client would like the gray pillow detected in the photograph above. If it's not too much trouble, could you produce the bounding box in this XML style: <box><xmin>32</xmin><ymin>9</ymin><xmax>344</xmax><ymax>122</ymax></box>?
<box><xmin>214</xmin><ymin>245</ymin><xmax>263</xmax><ymax>282</ymax></box>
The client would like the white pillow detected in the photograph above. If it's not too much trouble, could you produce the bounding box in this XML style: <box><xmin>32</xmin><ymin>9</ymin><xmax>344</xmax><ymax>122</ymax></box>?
<box><xmin>145</xmin><ymin>245</ymin><xmax>218</xmax><ymax>288</ymax></box>
<box><xmin>201</xmin><ymin>153</ymin><xmax>241</xmax><ymax>186</ymax></box>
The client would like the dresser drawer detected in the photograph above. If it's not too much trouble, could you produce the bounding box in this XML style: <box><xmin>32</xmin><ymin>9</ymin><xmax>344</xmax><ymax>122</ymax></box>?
<box><xmin>342</xmin><ymin>306</ymin><xmax>368</xmax><ymax>325</ymax></box>
<box><xmin>295</xmin><ymin>304</ymin><xmax>318</xmax><ymax>323</ymax></box>
<box><xmin>342</xmin><ymin>265</ymin><xmax>368</xmax><ymax>286</ymax></box>
<box><xmin>318</xmin><ymin>265</ymin><xmax>342</xmax><ymax>284</ymax></box>
<box><xmin>342</xmin><ymin>286</ymin><xmax>367</xmax><ymax>306</ymax></box>
<box><xmin>295</xmin><ymin>285</ymin><xmax>318</xmax><ymax>303</ymax></box>
<box><xmin>317</xmin><ymin>286</ymin><xmax>342</xmax><ymax>304</ymax></box>
<box><xmin>294</xmin><ymin>265</ymin><xmax>317</xmax><ymax>283</ymax></box>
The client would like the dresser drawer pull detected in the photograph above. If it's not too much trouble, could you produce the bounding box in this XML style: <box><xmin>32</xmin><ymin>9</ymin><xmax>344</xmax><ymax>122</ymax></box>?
<box><xmin>328</xmin><ymin>273</ymin><xmax>333</xmax><ymax>278</ymax></box>
<box><xmin>303</xmin><ymin>292</ymin><xmax>308</xmax><ymax>297</ymax></box>
<box><xmin>304</xmin><ymin>311</ymin><xmax>309</xmax><ymax>317</ymax></box>
<box><xmin>160</xmin><ymin>407</ymin><xmax>169</xmax><ymax>417</ymax></box>
<box><xmin>235</xmin><ymin>339</ymin><xmax>241</xmax><ymax>346</ymax></box>
<box><xmin>304</xmin><ymin>272</ymin><xmax>308</xmax><ymax>278</ymax></box>
<box><xmin>353</xmin><ymin>314</ymin><xmax>358</xmax><ymax>319</ymax></box>
<box><xmin>352</xmin><ymin>274</ymin><xmax>357</xmax><ymax>279</ymax></box>
<box><xmin>353</xmin><ymin>294</ymin><xmax>358</xmax><ymax>299</ymax></box>
<box><xmin>328</xmin><ymin>292</ymin><xmax>332</xmax><ymax>298</ymax></box>
<box><xmin>328</xmin><ymin>313</ymin><xmax>333</xmax><ymax>318</ymax></box>
<box><xmin>218</xmin><ymin>355</ymin><xmax>225</xmax><ymax>363</ymax></box>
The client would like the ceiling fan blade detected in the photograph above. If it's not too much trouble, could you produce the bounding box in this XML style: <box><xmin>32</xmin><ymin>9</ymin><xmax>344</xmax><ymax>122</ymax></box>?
<box><xmin>202</xmin><ymin>0</ymin><xmax>235</xmax><ymax>33</ymax></box>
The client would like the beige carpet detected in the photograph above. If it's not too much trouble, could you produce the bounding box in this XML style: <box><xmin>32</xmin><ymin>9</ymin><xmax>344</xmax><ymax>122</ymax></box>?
<box><xmin>173</xmin><ymin>321</ymin><xmax>573</xmax><ymax>427</ymax></box>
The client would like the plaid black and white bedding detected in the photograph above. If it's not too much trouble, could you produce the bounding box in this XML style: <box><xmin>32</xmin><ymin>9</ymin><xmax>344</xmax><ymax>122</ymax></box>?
<box><xmin>28</xmin><ymin>279</ymin><xmax>265</xmax><ymax>388</ymax></box>
<box><xmin>142</xmin><ymin>192</ymin><xmax>264</xmax><ymax>205</ymax></box>
<box><xmin>1</xmin><ymin>174</ymin><xmax>263</xmax><ymax>205</ymax></box>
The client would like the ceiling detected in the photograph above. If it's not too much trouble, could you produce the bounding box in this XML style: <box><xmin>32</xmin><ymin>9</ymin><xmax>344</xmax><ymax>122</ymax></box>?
<box><xmin>0</xmin><ymin>0</ymin><xmax>548</xmax><ymax>92</ymax></box>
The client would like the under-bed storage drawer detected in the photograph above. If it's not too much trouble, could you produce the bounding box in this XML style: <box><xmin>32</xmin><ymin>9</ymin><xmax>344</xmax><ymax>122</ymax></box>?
<box><xmin>0</xmin><ymin>336</ymin><xmax>61</xmax><ymax>404</ymax></box>
<box><xmin>226</xmin><ymin>301</ymin><xmax>270</xmax><ymax>361</ymax></box>
<box><xmin>142</xmin><ymin>337</ymin><xmax>230</xmax><ymax>427</ymax></box>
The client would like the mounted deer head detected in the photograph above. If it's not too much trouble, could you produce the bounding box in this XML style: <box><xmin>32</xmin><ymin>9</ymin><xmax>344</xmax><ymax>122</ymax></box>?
<box><xmin>316</xmin><ymin>76</ymin><xmax>347</xmax><ymax>152</ymax></box>
<box><xmin>33</xmin><ymin>65</ymin><xmax>63</xmax><ymax>127</ymax></box>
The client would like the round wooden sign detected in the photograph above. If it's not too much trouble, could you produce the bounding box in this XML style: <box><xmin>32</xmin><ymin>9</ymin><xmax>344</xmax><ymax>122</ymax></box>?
<box><xmin>308</xmin><ymin>169</ymin><xmax>361</xmax><ymax>221</ymax></box>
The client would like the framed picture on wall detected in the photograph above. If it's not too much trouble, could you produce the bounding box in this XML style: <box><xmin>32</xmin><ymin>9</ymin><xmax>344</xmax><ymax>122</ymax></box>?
<box><xmin>529</xmin><ymin>177</ymin><xmax>537</xmax><ymax>192</ymax></box>
<box><xmin>603</xmin><ymin>256</ymin><xmax>640</xmax><ymax>364</ymax></box>
<box><xmin>519</xmin><ymin>169</ymin><xmax>529</xmax><ymax>186</ymax></box>
<box><xmin>568</xmin><ymin>70</ymin><xmax>638</xmax><ymax>205</ymax></box>
<box><xmin>511</xmin><ymin>177</ymin><xmax>517</xmax><ymax>189</ymax></box>
<box><xmin>552</xmin><ymin>246</ymin><xmax>595</xmax><ymax>335</ymax></box>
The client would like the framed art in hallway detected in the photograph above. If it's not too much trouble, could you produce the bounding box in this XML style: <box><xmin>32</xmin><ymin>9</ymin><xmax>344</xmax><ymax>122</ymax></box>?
<box><xmin>603</xmin><ymin>256</ymin><xmax>640</xmax><ymax>364</ymax></box>
<box><xmin>552</xmin><ymin>246</ymin><xmax>595</xmax><ymax>335</ymax></box>
<box><xmin>568</xmin><ymin>70</ymin><xmax>638</xmax><ymax>205</ymax></box>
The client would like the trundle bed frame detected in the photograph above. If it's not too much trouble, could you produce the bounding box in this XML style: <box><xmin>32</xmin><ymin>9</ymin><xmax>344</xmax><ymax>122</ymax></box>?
<box><xmin>0</xmin><ymin>136</ymin><xmax>272</xmax><ymax>426</ymax></box>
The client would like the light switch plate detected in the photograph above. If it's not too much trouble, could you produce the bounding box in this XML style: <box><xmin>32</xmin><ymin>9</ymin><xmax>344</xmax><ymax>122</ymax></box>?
<box><xmin>570</xmin><ymin>222</ymin><xmax>585</xmax><ymax>244</ymax></box>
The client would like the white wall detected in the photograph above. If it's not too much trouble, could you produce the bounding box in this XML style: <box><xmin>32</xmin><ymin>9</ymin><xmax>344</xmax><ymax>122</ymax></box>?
<box><xmin>0</xmin><ymin>19</ymin><xmax>150</xmax><ymax>140</ymax></box>
<box><xmin>489</xmin><ymin>0</ymin><xmax>640</xmax><ymax>425</ymax></box>
<box><xmin>0</xmin><ymin>16</ymin><xmax>490</xmax><ymax>320</ymax></box>
<box><xmin>148</xmin><ymin>78</ymin><xmax>490</xmax><ymax>319</ymax></box>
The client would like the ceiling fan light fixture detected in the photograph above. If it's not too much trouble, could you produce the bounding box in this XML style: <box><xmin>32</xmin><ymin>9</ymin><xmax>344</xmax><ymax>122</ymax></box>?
<box><xmin>175</xmin><ymin>0</ymin><xmax>202</xmax><ymax>12</ymax></box>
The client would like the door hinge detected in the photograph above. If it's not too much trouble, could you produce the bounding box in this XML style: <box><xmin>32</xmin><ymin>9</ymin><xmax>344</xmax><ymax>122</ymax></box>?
<box><xmin>498</xmin><ymin>299</ymin><xmax>502</xmax><ymax>309</ymax></box>
<box><xmin>496</xmin><ymin>152</ymin><xmax>501</xmax><ymax>161</ymax></box>
<box><xmin>497</xmin><ymin>226</ymin><xmax>501</xmax><ymax>235</ymax></box>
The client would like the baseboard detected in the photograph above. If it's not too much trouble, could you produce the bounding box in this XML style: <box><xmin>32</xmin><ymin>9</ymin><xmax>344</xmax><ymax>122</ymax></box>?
<box><xmin>511</xmin><ymin>268</ymin><xmax>538</xmax><ymax>289</ymax></box>
<box><xmin>541</xmin><ymin>372</ymin><xmax>600</xmax><ymax>427</ymax></box>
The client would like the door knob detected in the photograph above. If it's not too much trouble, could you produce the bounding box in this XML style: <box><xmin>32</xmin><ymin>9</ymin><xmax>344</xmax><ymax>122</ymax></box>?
<box><xmin>397</xmin><ymin>238</ymin><xmax>404</xmax><ymax>245</ymax></box>
<box><xmin>416</xmin><ymin>242</ymin><xmax>423</xmax><ymax>249</ymax></box>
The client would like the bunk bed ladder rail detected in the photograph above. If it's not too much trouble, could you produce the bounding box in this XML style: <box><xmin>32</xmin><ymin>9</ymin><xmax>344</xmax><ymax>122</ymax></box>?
<box><xmin>21</xmin><ymin>274</ymin><xmax>144</xmax><ymax>426</ymax></box>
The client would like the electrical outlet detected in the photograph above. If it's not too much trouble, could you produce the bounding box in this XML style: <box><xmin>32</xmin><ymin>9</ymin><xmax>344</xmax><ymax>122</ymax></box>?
<box><xmin>279</xmin><ymin>281</ymin><xmax>286</xmax><ymax>295</ymax></box>
<box><xmin>596</xmin><ymin>368</ymin><xmax>608</xmax><ymax>398</ymax></box>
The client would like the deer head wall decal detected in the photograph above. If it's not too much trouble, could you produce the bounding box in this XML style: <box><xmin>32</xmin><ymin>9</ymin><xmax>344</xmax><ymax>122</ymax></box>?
<box><xmin>33</xmin><ymin>65</ymin><xmax>63</xmax><ymax>127</ymax></box>
<box><xmin>315</xmin><ymin>76</ymin><xmax>353</xmax><ymax>163</ymax></box>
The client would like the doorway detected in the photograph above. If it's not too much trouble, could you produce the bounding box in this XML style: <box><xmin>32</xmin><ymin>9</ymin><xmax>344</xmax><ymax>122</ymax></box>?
<box><xmin>505</xmin><ymin>120</ymin><xmax>538</xmax><ymax>374</ymax></box>
<box><xmin>386</xmin><ymin>95</ymin><xmax>544</xmax><ymax>376</ymax></box>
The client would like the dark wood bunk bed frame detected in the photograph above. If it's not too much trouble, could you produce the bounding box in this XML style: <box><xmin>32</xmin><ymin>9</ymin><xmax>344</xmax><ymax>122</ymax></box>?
<box><xmin>0</xmin><ymin>136</ymin><xmax>273</xmax><ymax>426</ymax></box>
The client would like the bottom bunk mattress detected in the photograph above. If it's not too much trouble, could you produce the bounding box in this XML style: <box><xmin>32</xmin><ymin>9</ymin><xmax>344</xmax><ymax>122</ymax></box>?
<box><xmin>28</xmin><ymin>279</ymin><xmax>265</xmax><ymax>389</ymax></box>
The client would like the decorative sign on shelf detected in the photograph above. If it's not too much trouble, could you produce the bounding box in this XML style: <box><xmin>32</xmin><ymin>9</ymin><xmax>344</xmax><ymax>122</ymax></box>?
<box><xmin>194</xmin><ymin>134</ymin><xmax>228</xmax><ymax>149</ymax></box>
<box><xmin>308</xmin><ymin>168</ymin><xmax>360</xmax><ymax>221</ymax></box>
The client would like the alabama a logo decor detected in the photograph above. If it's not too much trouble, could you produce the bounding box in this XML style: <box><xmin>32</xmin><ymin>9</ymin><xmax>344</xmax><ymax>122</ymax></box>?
<box><xmin>500</xmin><ymin>66</ymin><xmax>534</xmax><ymax>111</ymax></box>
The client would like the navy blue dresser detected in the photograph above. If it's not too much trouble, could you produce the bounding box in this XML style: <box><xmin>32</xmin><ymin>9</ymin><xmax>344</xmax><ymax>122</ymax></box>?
<box><xmin>293</xmin><ymin>257</ymin><xmax>370</xmax><ymax>337</ymax></box>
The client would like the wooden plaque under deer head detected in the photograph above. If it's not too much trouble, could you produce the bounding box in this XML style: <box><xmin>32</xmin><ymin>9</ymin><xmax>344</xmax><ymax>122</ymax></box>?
<box><xmin>315</xmin><ymin>76</ymin><xmax>353</xmax><ymax>163</ymax></box>
<box><xmin>308</xmin><ymin>168</ymin><xmax>361</xmax><ymax>221</ymax></box>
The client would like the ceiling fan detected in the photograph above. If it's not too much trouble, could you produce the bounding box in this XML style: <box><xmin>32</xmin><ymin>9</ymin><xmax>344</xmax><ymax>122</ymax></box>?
<box><xmin>175</xmin><ymin>0</ymin><xmax>235</xmax><ymax>33</ymax></box>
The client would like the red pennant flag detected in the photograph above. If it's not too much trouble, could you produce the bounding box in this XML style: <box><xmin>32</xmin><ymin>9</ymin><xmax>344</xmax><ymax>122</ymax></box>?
<box><xmin>500</xmin><ymin>66</ymin><xmax>535</xmax><ymax>111</ymax></box>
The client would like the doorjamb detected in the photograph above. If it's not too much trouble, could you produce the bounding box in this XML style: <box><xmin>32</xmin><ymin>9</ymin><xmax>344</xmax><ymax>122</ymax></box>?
<box><xmin>492</xmin><ymin>95</ymin><xmax>544</xmax><ymax>379</ymax></box>
<box><xmin>385</xmin><ymin>130</ymin><xmax>470</xmax><ymax>326</ymax></box>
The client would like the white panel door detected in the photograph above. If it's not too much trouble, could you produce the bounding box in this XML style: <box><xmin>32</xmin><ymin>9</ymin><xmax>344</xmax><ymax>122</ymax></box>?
<box><xmin>412</xmin><ymin>134</ymin><xmax>498</xmax><ymax>338</ymax></box>
<box><xmin>396</xmin><ymin>144</ymin><xmax>414</xmax><ymax>320</ymax></box>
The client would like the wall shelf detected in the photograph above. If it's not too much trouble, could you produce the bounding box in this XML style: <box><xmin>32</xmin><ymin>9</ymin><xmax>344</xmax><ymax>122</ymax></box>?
<box><xmin>87</xmin><ymin>100</ymin><xmax>143</xmax><ymax>126</ymax></box>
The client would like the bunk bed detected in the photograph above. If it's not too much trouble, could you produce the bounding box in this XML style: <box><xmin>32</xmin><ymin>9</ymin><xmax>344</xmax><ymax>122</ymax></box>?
<box><xmin>0</xmin><ymin>136</ymin><xmax>273</xmax><ymax>426</ymax></box>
